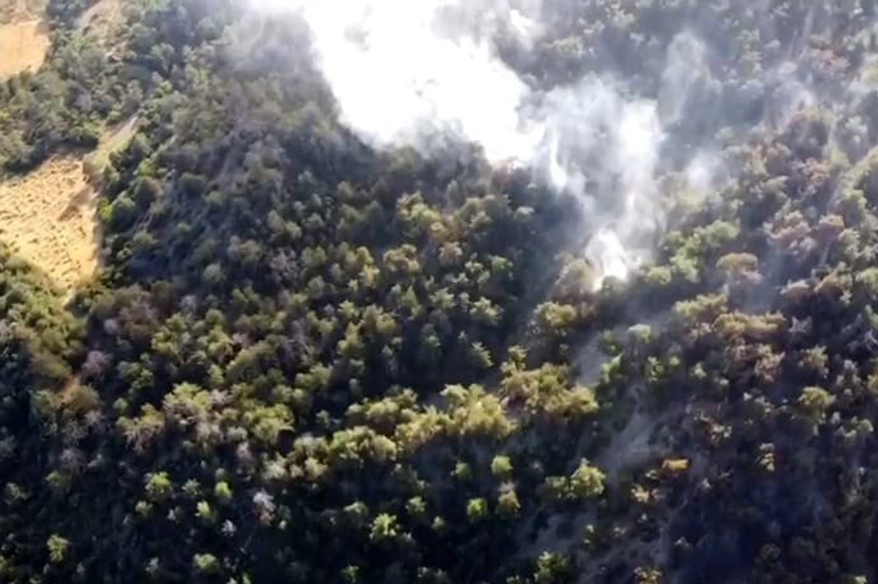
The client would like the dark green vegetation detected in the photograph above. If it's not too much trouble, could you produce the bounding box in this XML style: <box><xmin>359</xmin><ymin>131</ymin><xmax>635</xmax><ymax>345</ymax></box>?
<box><xmin>4</xmin><ymin>1</ymin><xmax>878</xmax><ymax>583</ymax></box>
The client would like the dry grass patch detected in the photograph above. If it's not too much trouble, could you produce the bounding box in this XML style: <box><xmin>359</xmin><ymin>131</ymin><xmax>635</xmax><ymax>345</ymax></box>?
<box><xmin>0</xmin><ymin>117</ymin><xmax>137</xmax><ymax>293</ymax></box>
<box><xmin>0</xmin><ymin>18</ymin><xmax>50</xmax><ymax>80</ymax></box>
<box><xmin>0</xmin><ymin>156</ymin><xmax>99</xmax><ymax>291</ymax></box>
<box><xmin>0</xmin><ymin>0</ymin><xmax>49</xmax><ymax>80</ymax></box>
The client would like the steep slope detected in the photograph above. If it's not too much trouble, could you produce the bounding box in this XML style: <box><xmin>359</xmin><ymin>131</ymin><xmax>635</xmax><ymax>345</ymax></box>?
<box><xmin>4</xmin><ymin>2</ymin><xmax>878</xmax><ymax>584</ymax></box>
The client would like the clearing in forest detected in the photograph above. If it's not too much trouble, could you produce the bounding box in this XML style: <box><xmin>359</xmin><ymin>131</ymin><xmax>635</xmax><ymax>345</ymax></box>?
<box><xmin>0</xmin><ymin>119</ymin><xmax>137</xmax><ymax>293</ymax></box>
<box><xmin>0</xmin><ymin>0</ymin><xmax>49</xmax><ymax>80</ymax></box>
<box><xmin>0</xmin><ymin>157</ymin><xmax>100</xmax><ymax>292</ymax></box>
<box><xmin>0</xmin><ymin>19</ymin><xmax>50</xmax><ymax>79</ymax></box>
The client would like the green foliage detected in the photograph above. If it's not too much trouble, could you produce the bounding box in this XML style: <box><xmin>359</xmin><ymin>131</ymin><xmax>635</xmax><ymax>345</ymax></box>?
<box><xmin>535</xmin><ymin>302</ymin><xmax>579</xmax><ymax>334</ymax></box>
<box><xmin>46</xmin><ymin>535</ymin><xmax>70</xmax><ymax>564</ymax></box>
<box><xmin>534</xmin><ymin>552</ymin><xmax>574</xmax><ymax>584</ymax></box>
<box><xmin>497</xmin><ymin>483</ymin><xmax>521</xmax><ymax>519</ymax></box>
<box><xmin>4</xmin><ymin>2</ymin><xmax>878</xmax><ymax>584</ymax></box>
<box><xmin>466</xmin><ymin>497</ymin><xmax>489</xmax><ymax>523</ymax></box>
<box><xmin>145</xmin><ymin>471</ymin><xmax>172</xmax><ymax>502</ymax></box>
<box><xmin>0</xmin><ymin>6</ymin><xmax>149</xmax><ymax>172</ymax></box>
<box><xmin>544</xmin><ymin>459</ymin><xmax>606</xmax><ymax>503</ymax></box>
<box><xmin>370</xmin><ymin>513</ymin><xmax>399</xmax><ymax>543</ymax></box>
<box><xmin>569</xmin><ymin>459</ymin><xmax>606</xmax><ymax>499</ymax></box>
<box><xmin>491</xmin><ymin>455</ymin><xmax>513</xmax><ymax>478</ymax></box>
<box><xmin>501</xmin><ymin>361</ymin><xmax>598</xmax><ymax>422</ymax></box>
<box><xmin>193</xmin><ymin>553</ymin><xmax>219</xmax><ymax>573</ymax></box>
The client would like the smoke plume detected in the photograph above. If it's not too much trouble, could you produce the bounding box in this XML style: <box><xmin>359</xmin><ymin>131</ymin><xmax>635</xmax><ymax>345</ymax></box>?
<box><xmin>248</xmin><ymin>0</ymin><xmax>688</xmax><ymax>286</ymax></box>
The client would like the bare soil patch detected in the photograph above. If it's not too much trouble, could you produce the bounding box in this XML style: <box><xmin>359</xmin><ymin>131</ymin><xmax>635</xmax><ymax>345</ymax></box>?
<box><xmin>0</xmin><ymin>18</ymin><xmax>50</xmax><ymax>80</ymax></box>
<box><xmin>0</xmin><ymin>119</ymin><xmax>137</xmax><ymax>293</ymax></box>
<box><xmin>0</xmin><ymin>156</ymin><xmax>99</xmax><ymax>291</ymax></box>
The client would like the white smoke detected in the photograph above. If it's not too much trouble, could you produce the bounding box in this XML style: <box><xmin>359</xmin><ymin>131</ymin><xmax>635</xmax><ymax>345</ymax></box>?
<box><xmin>247</xmin><ymin>0</ymin><xmax>675</xmax><ymax>288</ymax></box>
<box><xmin>253</xmin><ymin>0</ymin><xmax>544</xmax><ymax>161</ymax></box>
<box><xmin>771</xmin><ymin>62</ymin><xmax>817</xmax><ymax>128</ymax></box>
<box><xmin>685</xmin><ymin>151</ymin><xmax>723</xmax><ymax>196</ymax></box>
<box><xmin>659</xmin><ymin>31</ymin><xmax>710</xmax><ymax>125</ymax></box>
<box><xmin>537</xmin><ymin>79</ymin><xmax>664</xmax><ymax>287</ymax></box>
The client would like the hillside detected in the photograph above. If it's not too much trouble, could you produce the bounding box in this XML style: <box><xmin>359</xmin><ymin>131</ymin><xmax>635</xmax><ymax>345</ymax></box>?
<box><xmin>0</xmin><ymin>0</ymin><xmax>49</xmax><ymax>81</ymax></box>
<box><xmin>2</xmin><ymin>1</ymin><xmax>878</xmax><ymax>584</ymax></box>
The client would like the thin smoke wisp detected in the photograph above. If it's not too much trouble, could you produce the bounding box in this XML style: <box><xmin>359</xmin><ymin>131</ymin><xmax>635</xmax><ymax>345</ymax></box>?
<box><xmin>248</xmin><ymin>0</ymin><xmax>684</xmax><ymax>287</ymax></box>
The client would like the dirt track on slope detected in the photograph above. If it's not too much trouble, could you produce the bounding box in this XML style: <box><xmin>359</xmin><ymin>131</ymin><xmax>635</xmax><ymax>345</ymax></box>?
<box><xmin>77</xmin><ymin>0</ymin><xmax>123</xmax><ymax>49</ymax></box>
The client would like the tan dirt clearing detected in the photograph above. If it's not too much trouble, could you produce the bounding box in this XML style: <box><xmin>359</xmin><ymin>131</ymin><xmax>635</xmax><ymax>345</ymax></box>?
<box><xmin>0</xmin><ymin>118</ymin><xmax>137</xmax><ymax>293</ymax></box>
<box><xmin>0</xmin><ymin>18</ymin><xmax>50</xmax><ymax>80</ymax></box>
<box><xmin>0</xmin><ymin>156</ymin><xmax>100</xmax><ymax>291</ymax></box>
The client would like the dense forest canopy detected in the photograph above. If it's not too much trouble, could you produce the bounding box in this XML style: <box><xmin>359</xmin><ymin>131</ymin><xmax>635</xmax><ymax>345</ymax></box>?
<box><xmin>3</xmin><ymin>1</ymin><xmax>878</xmax><ymax>583</ymax></box>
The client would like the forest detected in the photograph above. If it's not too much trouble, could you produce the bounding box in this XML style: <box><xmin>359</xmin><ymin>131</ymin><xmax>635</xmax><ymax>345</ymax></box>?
<box><xmin>3</xmin><ymin>0</ymin><xmax>878</xmax><ymax>583</ymax></box>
